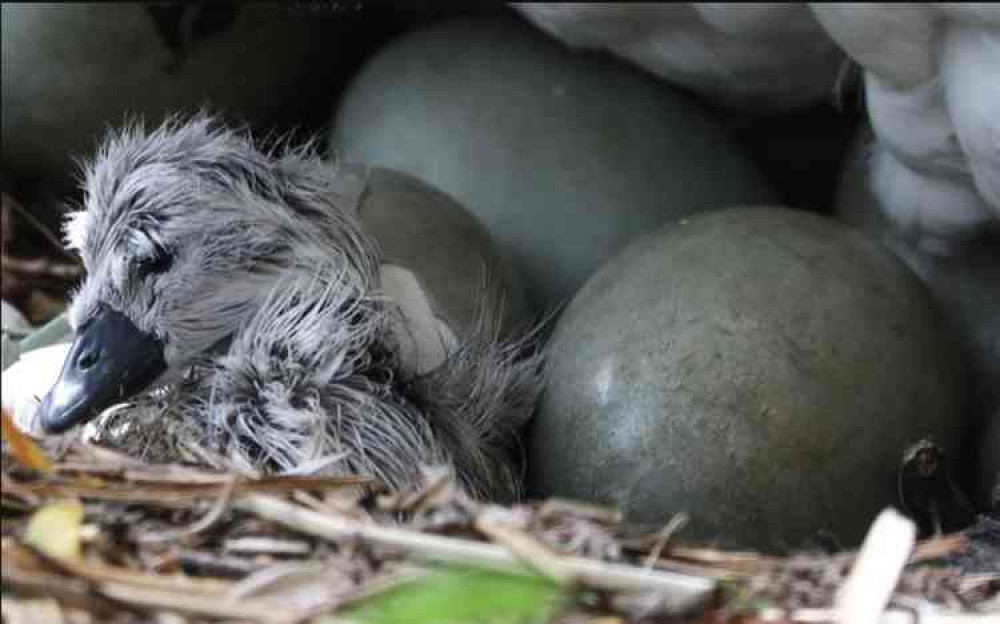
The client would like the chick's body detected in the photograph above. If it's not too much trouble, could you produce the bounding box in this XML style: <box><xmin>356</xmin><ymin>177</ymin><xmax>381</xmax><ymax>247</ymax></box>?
<box><xmin>40</xmin><ymin>115</ymin><xmax>543</xmax><ymax>500</ymax></box>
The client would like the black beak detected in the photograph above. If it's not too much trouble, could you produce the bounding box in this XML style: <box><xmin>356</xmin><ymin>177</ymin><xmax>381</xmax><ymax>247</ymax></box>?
<box><xmin>38</xmin><ymin>305</ymin><xmax>167</xmax><ymax>434</ymax></box>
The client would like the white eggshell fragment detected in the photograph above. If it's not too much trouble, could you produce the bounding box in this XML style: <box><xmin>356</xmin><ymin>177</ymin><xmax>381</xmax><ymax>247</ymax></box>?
<box><xmin>340</xmin><ymin>164</ymin><xmax>534</xmax><ymax>376</ymax></box>
<box><xmin>1</xmin><ymin>343</ymin><xmax>72</xmax><ymax>435</ymax></box>
<box><xmin>380</xmin><ymin>263</ymin><xmax>459</xmax><ymax>377</ymax></box>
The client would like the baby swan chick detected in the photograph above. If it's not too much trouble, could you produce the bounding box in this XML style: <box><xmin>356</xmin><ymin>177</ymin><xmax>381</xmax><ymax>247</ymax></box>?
<box><xmin>38</xmin><ymin>114</ymin><xmax>544</xmax><ymax>500</ymax></box>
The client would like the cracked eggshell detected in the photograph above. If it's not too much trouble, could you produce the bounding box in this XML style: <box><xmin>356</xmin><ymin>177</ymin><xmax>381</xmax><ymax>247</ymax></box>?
<box><xmin>330</xmin><ymin>15</ymin><xmax>775</xmax><ymax>314</ymax></box>
<box><xmin>529</xmin><ymin>206</ymin><xmax>967</xmax><ymax>552</ymax></box>
<box><xmin>2</xmin><ymin>3</ymin><xmax>351</xmax><ymax>200</ymax></box>
<box><xmin>834</xmin><ymin>128</ymin><xmax>1000</xmax><ymax>511</ymax></box>
<box><xmin>1</xmin><ymin>342</ymin><xmax>71</xmax><ymax>435</ymax></box>
<box><xmin>345</xmin><ymin>165</ymin><xmax>534</xmax><ymax>376</ymax></box>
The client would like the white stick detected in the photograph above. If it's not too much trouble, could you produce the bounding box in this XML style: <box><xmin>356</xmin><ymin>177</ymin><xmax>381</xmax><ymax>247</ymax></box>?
<box><xmin>235</xmin><ymin>493</ymin><xmax>715</xmax><ymax>613</ymax></box>
<box><xmin>765</xmin><ymin>606</ymin><xmax>999</xmax><ymax>623</ymax></box>
<box><xmin>834</xmin><ymin>508</ymin><xmax>917</xmax><ymax>624</ymax></box>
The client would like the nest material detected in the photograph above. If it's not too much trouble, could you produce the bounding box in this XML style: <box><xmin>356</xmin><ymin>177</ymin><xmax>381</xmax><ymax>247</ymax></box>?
<box><xmin>1</xmin><ymin>192</ymin><xmax>82</xmax><ymax>326</ymax></box>
<box><xmin>2</xmin><ymin>415</ymin><xmax>998</xmax><ymax>624</ymax></box>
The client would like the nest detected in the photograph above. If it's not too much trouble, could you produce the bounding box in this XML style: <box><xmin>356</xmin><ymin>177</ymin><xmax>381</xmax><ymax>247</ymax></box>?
<box><xmin>2</xmin><ymin>406</ymin><xmax>998</xmax><ymax>624</ymax></box>
<box><xmin>3</xmin><ymin>186</ymin><xmax>998</xmax><ymax>620</ymax></box>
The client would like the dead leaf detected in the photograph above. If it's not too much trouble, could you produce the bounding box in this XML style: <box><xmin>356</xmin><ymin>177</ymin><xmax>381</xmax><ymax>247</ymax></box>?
<box><xmin>2</xmin><ymin>406</ymin><xmax>53</xmax><ymax>474</ymax></box>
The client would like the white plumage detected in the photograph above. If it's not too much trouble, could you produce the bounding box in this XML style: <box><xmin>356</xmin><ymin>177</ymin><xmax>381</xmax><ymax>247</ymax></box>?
<box><xmin>941</xmin><ymin>24</ymin><xmax>1000</xmax><ymax>214</ymax></box>
<box><xmin>813</xmin><ymin>4</ymin><xmax>1000</xmax><ymax>247</ymax></box>
<box><xmin>512</xmin><ymin>3</ymin><xmax>1000</xmax><ymax>245</ymax></box>
<box><xmin>512</xmin><ymin>3</ymin><xmax>845</xmax><ymax>111</ymax></box>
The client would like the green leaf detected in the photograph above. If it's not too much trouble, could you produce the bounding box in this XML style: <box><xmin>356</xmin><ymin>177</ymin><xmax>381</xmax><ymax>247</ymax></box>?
<box><xmin>344</xmin><ymin>566</ymin><xmax>566</xmax><ymax>624</ymax></box>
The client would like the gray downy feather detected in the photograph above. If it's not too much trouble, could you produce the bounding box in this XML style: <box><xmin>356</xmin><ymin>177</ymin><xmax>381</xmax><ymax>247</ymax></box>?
<box><xmin>62</xmin><ymin>112</ymin><xmax>546</xmax><ymax>500</ymax></box>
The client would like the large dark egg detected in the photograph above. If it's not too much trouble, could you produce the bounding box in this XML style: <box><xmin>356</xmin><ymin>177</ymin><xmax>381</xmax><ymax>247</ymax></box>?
<box><xmin>834</xmin><ymin>129</ymin><xmax>999</xmax><ymax>511</ymax></box>
<box><xmin>2</xmin><ymin>3</ymin><xmax>351</xmax><ymax>200</ymax></box>
<box><xmin>344</xmin><ymin>165</ymin><xmax>534</xmax><ymax>375</ymax></box>
<box><xmin>529</xmin><ymin>206</ymin><xmax>967</xmax><ymax>551</ymax></box>
<box><xmin>330</xmin><ymin>15</ymin><xmax>775</xmax><ymax>314</ymax></box>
